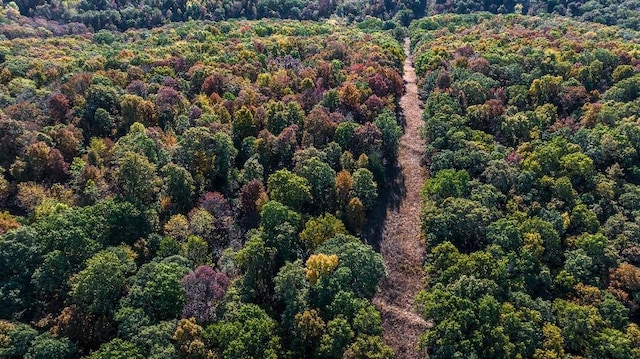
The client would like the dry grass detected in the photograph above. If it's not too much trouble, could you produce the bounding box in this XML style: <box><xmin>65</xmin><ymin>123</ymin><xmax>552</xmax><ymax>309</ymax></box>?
<box><xmin>372</xmin><ymin>38</ymin><xmax>429</xmax><ymax>359</ymax></box>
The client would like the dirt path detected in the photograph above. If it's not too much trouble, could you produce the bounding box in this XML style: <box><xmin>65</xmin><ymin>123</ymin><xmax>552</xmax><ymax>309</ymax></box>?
<box><xmin>372</xmin><ymin>37</ymin><xmax>428</xmax><ymax>359</ymax></box>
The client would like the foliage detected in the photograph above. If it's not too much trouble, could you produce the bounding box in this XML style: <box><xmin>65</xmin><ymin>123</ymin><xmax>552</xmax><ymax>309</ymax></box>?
<box><xmin>414</xmin><ymin>13</ymin><xmax>640</xmax><ymax>358</ymax></box>
<box><xmin>0</xmin><ymin>13</ymin><xmax>404</xmax><ymax>357</ymax></box>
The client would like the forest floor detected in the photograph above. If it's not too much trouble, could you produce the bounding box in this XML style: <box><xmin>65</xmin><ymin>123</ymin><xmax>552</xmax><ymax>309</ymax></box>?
<box><xmin>371</xmin><ymin>38</ymin><xmax>429</xmax><ymax>359</ymax></box>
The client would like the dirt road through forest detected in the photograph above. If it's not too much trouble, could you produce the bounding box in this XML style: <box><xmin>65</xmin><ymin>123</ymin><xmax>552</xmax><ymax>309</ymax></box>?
<box><xmin>372</xmin><ymin>38</ymin><xmax>428</xmax><ymax>359</ymax></box>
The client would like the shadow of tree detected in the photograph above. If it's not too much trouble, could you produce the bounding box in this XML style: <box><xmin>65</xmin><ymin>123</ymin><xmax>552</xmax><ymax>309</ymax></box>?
<box><xmin>362</xmin><ymin>111</ymin><xmax>408</xmax><ymax>251</ymax></box>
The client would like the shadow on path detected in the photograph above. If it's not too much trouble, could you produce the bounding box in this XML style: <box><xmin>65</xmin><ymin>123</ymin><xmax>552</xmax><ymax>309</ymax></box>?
<box><xmin>369</xmin><ymin>37</ymin><xmax>429</xmax><ymax>359</ymax></box>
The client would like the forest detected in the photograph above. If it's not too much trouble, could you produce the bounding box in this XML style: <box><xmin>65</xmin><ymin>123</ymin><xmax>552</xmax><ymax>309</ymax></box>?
<box><xmin>7</xmin><ymin>0</ymin><xmax>640</xmax><ymax>32</ymax></box>
<box><xmin>413</xmin><ymin>13</ymin><xmax>640</xmax><ymax>358</ymax></box>
<box><xmin>2</xmin><ymin>0</ymin><xmax>640</xmax><ymax>358</ymax></box>
<box><xmin>0</xmin><ymin>8</ymin><xmax>404</xmax><ymax>357</ymax></box>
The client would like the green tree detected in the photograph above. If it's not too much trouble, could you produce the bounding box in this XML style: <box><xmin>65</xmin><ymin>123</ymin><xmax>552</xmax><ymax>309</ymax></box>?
<box><xmin>161</xmin><ymin>163</ymin><xmax>195</xmax><ymax>214</ymax></box>
<box><xmin>260</xmin><ymin>200</ymin><xmax>302</xmax><ymax>237</ymax></box>
<box><xmin>350</xmin><ymin>168</ymin><xmax>377</xmax><ymax>210</ymax></box>
<box><xmin>343</xmin><ymin>335</ymin><xmax>394</xmax><ymax>359</ymax></box>
<box><xmin>297</xmin><ymin>157</ymin><xmax>337</xmax><ymax>212</ymax></box>
<box><xmin>205</xmin><ymin>303</ymin><xmax>282</xmax><ymax>359</ymax></box>
<box><xmin>24</xmin><ymin>333</ymin><xmax>76</xmax><ymax>359</ymax></box>
<box><xmin>180</xmin><ymin>235</ymin><xmax>211</xmax><ymax>266</ymax></box>
<box><xmin>373</xmin><ymin>110</ymin><xmax>402</xmax><ymax>159</ymax></box>
<box><xmin>274</xmin><ymin>260</ymin><xmax>309</xmax><ymax>331</ymax></box>
<box><xmin>86</xmin><ymin>338</ymin><xmax>144</xmax><ymax>359</ymax></box>
<box><xmin>120</xmin><ymin>257</ymin><xmax>190</xmax><ymax>322</ymax></box>
<box><xmin>235</xmin><ymin>233</ymin><xmax>277</xmax><ymax>303</ymax></box>
<box><xmin>422</xmin><ymin>169</ymin><xmax>470</xmax><ymax>203</ymax></box>
<box><xmin>335</xmin><ymin>122</ymin><xmax>360</xmax><ymax>153</ymax></box>
<box><xmin>569</xmin><ymin>204</ymin><xmax>600</xmax><ymax>234</ymax></box>
<box><xmin>116</xmin><ymin>151</ymin><xmax>162</xmax><ymax>207</ymax></box>
<box><xmin>318</xmin><ymin>316</ymin><xmax>354</xmax><ymax>358</ymax></box>
<box><xmin>69</xmin><ymin>246</ymin><xmax>136</xmax><ymax>316</ymax></box>
<box><xmin>232</xmin><ymin>106</ymin><xmax>257</xmax><ymax>145</ymax></box>
<box><xmin>315</xmin><ymin>236</ymin><xmax>385</xmax><ymax>299</ymax></box>
<box><xmin>267</xmin><ymin>169</ymin><xmax>312</xmax><ymax>210</ymax></box>
<box><xmin>0</xmin><ymin>321</ymin><xmax>38</xmax><ymax>357</ymax></box>
<box><xmin>0</xmin><ymin>227</ymin><xmax>41</xmax><ymax>320</ymax></box>
<box><xmin>174</xmin><ymin>127</ymin><xmax>237</xmax><ymax>189</ymax></box>
<box><xmin>422</xmin><ymin>198</ymin><xmax>493</xmax><ymax>253</ymax></box>
<box><xmin>113</xmin><ymin>122</ymin><xmax>163</xmax><ymax>164</ymax></box>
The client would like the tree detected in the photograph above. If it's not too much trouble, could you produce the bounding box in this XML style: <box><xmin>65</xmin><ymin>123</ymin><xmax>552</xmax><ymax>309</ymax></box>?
<box><xmin>267</xmin><ymin>169</ymin><xmax>312</xmax><ymax>210</ymax></box>
<box><xmin>155</xmin><ymin>86</ymin><xmax>185</xmax><ymax>128</ymax></box>
<box><xmin>354</xmin><ymin>123</ymin><xmax>383</xmax><ymax>157</ymax></box>
<box><xmin>209</xmin><ymin>132</ymin><xmax>238</xmax><ymax>187</ymax></box>
<box><xmin>318</xmin><ymin>316</ymin><xmax>354</xmax><ymax>358</ymax></box>
<box><xmin>161</xmin><ymin>163</ymin><xmax>195</xmax><ymax>214</ymax></box>
<box><xmin>529</xmin><ymin>75</ymin><xmax>562</xmax><ymax>107</ymax></box>
<box><xmin>306</xmin><ymin>253</ymin><xmax>339</xmax><ymax>285</ymax></box>
<box><xmin>188</xmin><ymin>208</ymin><xmax>217</xmax><ymax>245</ymax></box>
<box><xmin>48</xmin><ymin>93</ymin><xmax>70</xmax><ymax>123</ymax></box>
<box><xmin>180</xmin><ymin>235</ymin><xmax>211</xmax><ymax>266</ymax></box>
<box><xmin>343</xmin><ymin>335</ymin><xmax>394</xmax><ymax>359</ymax></box>
<box><xmin>350</xmin><ymin>168</ymin><xmax>378</xmax><ymax>210</ymax></box>
<box><xmin>116</xmin><ymin>151</ymin><xmax>162</xmax><ymax>207</ymax></box>
<box><xmin>17</xmin><ymin>141</ymin><xmax>69</xmax><ymax>183</ymax></box>
<box><xmin>173</xmin><ymin>317</ymin><xmax>209</xmax><ymax>359</ymax></box>
<box><xmin>339</xmin><ymin>82</ymin><xmax>361</xmax><ymax>111</ymax></box>
<box><xmin>373</xmin><ymin>110</ymin><xmax>401</xmax><ymax>159</ymax></box>
<box><xmin>174</xmin><ymin>127</ymin><xmax>237</xmax><ymax>189</ymax></box>
<box><xmin>24</xmin><ymin>333</ymin><xmax>77</xmax><ymax>359</ymax></box>
<box><xmin>591</xmin><ymin>328</ymin><xmax>633</xmax><ymax>359</ymax></box>
<box><xmin>335</xmin><ymin>122</ymin><xmax>360</xmax><ymax>153</ymax></box>
<box><xmin>69</xmin><ymin>246</ymin><xmax>136</xmax><ymax>316</ymax></box>
<box><xmin>164</xmin><ymin>214</ymin><xmax>190</xmax><ymax>243</ymax></box>
<box><xmin>422</xmin><ymin>198</ymin><xmax>493</xmax><ymax>253</ymax></box>
<box><xmin>265</xmin><ymin>100</ymin><xmax>303</xmax><ymax>135</ymax></box>
<box><xmin>260</xmin><ymin>200</ymin><xmax>301</xmax><ymax>236</ymax></box>
<box><xmin>336</xmin><ymin>170</ymin><xmax>353</xmax><ymax>207</ymax></box>
<box><xmin>569</xmin><ymin>203</ymin><xmax>600</xmax><ymax>234</ymax></box>
<box><xmin>113</xmin><ymin>122</ymin><xmax>163</xmax><ymax>164</ymax></box>
<box><xmin>120</xmin><ymin>257</ymin><xmax>190</xmax><ymax>322</ymax></box>
<box><xmin>315</xmin><ymin>236</ymin><xmax>385</xmax><ymax>299</ymax></box>
<box><xmin>345</xmin><ymin>197</ymin><xmax>366</xmax><ymax>233</ymax></box>
<box><xmin>0</xmin><ymin>227</ymin><xmax>41</xmax><ymax>320</ymax></box>
<box><xmin>299</xmin><ymin>214</ymin><xmax>347</xmax><ymax>251</ymax></box>
<box><xmin>84</xmin><ymin>84</ymin><xmax>119</xmax><ymax>136</ymax></box>
<box><xmin>205</xmin><ymin>303</ymin><xmax>282</xmax><ymax>359</ymax></box>
<box><xmin>294</xmin><ymin>309</ymin><xmax>326</xmax><ymax>356</ymax></box>
<box><xmin>274</xmin><ymin>261</ymin><xmax>310</xmax><ymax>331</ymax></box>
<box><xmin>533</xmin><ymin>323</ymin><xmax>565</xmax><ymax>359</ymax></box>
<box><xmin>235</xmin><ymin>233</ymin><xmax>277</xmax><ymax>303</ymax></box>
<box><xmin>240</xmin><ymin>179</ymin><xmax>267</xmax><ymax>222</ymax></box>
<box><xmin>302</xmin><ymin>107</ymin><xmax>336</xmax><ymax>148</ymax></box>
<box><xmin>297</xmin><ymin>157</ymin><xmax>337</xmax><ymax>212</ymax></box>
<box><xmin>85</xmin><ymin>339</ymin><xmax>144</xmax><ymax>359</ymax></box>
<box><xmin>422</xmin><ymin>169</ymin><xmax>470</xmax><ymax>203</ymax></box>
<box><xmin>120</xmin><ymin>94</ymin><xmax>156</xmax><ymax>129</ymax></box>
<box><xmin>553</xmin><ymin>300</ymin><xmax>603</xmax><ymax>353</ymax></box>
<box><xmin>559</xmin><ymin>152</ymin><xmax>595</xmax><ymax>188</ymax></box>
<box><xmin>232</xmin><ymin>106</ymin><xmax>258</xmax><ymax>145</ymax></box>
<box><xmin>181</xmin><ymin>265</ymin><xmax>230</xmax><ymax>323</ymax></box>
<box><xmin>0</xmin><ymin>321</ymin><xmax>38</xmax><ymax>358</ymax></box>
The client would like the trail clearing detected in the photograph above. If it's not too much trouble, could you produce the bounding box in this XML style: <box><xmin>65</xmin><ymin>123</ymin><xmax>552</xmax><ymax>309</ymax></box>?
<box><xmin>372</xmin><ymin>37</ymin><xmax>429</xmax><ymax>359</ymax></box>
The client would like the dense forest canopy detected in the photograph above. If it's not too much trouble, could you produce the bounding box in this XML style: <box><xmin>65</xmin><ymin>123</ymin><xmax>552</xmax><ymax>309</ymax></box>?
<box><xmin>3</xmin><ymin>0</ymin><xmax>640</xmax><ymax>356</ymax></box>
<box><xmin>413</xmin><ymin>13</ymin><xmax>640</xmax><ymax>358</ymax></box>
<box><xmin>4</xmin><ymin>0</ymin><xmax>640</xmax><ymax>31</ymax></box>
<box><xmin>0</xmin><ymin>14</ymin><xmax>405</xmax><ymax>357</ymax></box>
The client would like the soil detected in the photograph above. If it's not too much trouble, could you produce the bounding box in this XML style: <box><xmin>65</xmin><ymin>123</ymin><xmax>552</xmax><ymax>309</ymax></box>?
<box><xmin>372</xmin><ymin>37</ymin><xmax>429</xmax><ymax>359</ymax></box>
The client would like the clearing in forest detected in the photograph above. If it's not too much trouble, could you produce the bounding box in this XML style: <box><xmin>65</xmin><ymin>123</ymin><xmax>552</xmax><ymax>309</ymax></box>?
<box><xmin>372</xmin><ymin>38</ymin><xmax>428</xmax><ymax>359</ymax></box>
